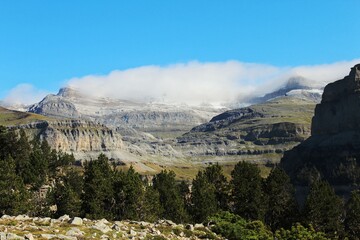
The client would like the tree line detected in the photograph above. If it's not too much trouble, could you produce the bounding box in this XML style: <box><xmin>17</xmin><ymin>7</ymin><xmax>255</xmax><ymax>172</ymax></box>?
<box><xmin>1</xmin><ymin>126</ymin><xmax>360</xmax><ymax>239</ymax></box>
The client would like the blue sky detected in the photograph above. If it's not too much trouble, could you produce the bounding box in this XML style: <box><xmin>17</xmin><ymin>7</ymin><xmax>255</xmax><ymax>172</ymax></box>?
<box><xmin>1</xmin><ymin>1</ymin><xmax>360</xmax><ymax>105</ymax></box>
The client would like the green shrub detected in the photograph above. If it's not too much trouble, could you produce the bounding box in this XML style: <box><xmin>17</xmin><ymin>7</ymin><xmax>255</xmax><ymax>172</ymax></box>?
<box><xmin>207</xmin><ymin>211</ymin><xmax>273</xmax><ymax>240</ymax></box>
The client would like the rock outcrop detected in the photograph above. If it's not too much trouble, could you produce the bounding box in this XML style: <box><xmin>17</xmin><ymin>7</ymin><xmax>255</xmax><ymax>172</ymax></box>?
<box><xmin>0</xmin><ymin>215</ymin><xmax>222</xmax><ymax>240</ymax></box>
<box><xmin>281</xmin><ymin>64</ymin><xmax>360</xmax><ymax>189</ymax></box>
<box><xmin>12</xmin><ymin>120</ymin><xmax>125</xmax><ymax>161</ymax></box>
<box><xmin>176</xmin><ymin>96</ymin><xmax>316</xmax><ymax>163</ymax></box>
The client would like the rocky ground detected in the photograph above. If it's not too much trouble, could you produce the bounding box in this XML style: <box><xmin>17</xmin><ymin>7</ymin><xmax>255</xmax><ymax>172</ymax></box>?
<box><xmin>0</xmin><ymin>215</ymin><xmax>223</xmax><ymax>240</ymax></box>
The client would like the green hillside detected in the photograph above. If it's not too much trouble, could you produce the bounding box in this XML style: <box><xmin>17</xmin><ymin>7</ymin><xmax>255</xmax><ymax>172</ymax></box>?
<box><xmin>0</xmin><ymin>106</ymin><xmax>52</xmax><ymax>126</ymax></box>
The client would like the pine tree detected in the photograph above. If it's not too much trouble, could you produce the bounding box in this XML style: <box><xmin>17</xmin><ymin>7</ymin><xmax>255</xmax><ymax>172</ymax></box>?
<box><xmin>0</xmin><ymin>156</ymin><xmax>29</xmax><ymax>215</ymax></box>
<box><xmin>13</xmin><ymin>130</ymin><xmax>32</xmax><ymax>185</ymax></box>
<box><xmin>191</xmin><ymin>170</ymin><xmax>218</xmax><ymax>222</ymax></box>
<box><xmin>303</xmin><ymin>180</ymin><xmax>343</xmax><ymax>237</ymax></box>
<box><xmin>51</xmin><ymin>169</ymin><xmax>83</xmax><ymax>218</ymax></box>
<box><xmin>231</xmin><ymin>161</ymin><xmax>265</xmax><ymax>221</ymax></box>
<box><xmin>153</xmin><ymin>170</ymin><xmax>188</xmax><ymax>223</ymax></box>
<box><xmin>28</xmin><ymin>139</ymin><xmax>49</xmax><ymax>190</ymax></box>
<box><xmin>82</xmin><ymin>154</ymin><xmax>114</xmax><ymax>219</ymax></box>
<box><xmin>345</xmin><ymin>190</ymin><xmax>360</xmax><ymax>239</ymax></box>
<box><xmin>264</xmin><ymin>167</ymin><xmax>299</xmax><ymax>231</ymax></box>
<box><xmin>141</xmin><ymin>185</ymin><xmax>162</xmax><ymax>222</ymax></box>
<box><xmin>113</xmin><ymin>166</ymin><xmax>144</xmax><ymax>220</ymax></box>
<box><xmin>203</xmin><ymin>164</ymin><xmax>230</xmax><ymax>211</ymax></box>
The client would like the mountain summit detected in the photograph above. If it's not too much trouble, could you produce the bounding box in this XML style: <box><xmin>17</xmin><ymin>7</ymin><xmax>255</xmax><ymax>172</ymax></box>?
<box><xmin>249</xmin><ymin>76</ymin><xmax>322</xmax><ymax>104</ymax></box>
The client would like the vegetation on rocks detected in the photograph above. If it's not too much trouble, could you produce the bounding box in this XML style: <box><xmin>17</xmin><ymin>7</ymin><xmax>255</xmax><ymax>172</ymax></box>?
<box><xmin>1</xmin><ymin>125</ymin><xmax>360</xmax><ymax>239</ymax></box>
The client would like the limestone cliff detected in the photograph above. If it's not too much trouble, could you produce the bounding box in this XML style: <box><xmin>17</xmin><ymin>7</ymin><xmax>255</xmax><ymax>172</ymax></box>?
<box><xmin>13</xmin><ymin>120</ymin><xmax>125</xmax><ymax>161</ymax></box>
<box><xmin>281</xmin><ymin>64</ymin><xmax>360</xmax><ymax>189</ymax></box>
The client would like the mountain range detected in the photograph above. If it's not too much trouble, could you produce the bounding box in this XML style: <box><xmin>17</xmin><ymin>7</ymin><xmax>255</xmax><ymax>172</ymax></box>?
<box><xmin>0</xmin><ymin>76</ymin><xmax>323</xmax><ymax>178</ymax></box>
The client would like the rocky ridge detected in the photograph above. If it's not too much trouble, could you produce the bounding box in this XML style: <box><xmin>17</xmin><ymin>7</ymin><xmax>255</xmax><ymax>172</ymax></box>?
<box><xmin>11</xmin><ymin>120</ymin><xmax>128</xmax><ymax>162</ymax></box>
<box><xmin>28</xmin><ymin>88</ymin><xmax>224</xmax><ymax>136</ymax></box>
<box><xmin>281</xmin><ymin>64</ymin><xmax>360</xmax><ymax>189</ymax></box>
<box><xmin>0</xmin><ymin>215</ymin><xmax>222</xmax><ymax>240</ymax></box>
<box><xmin>176</xmin><ymin>96</ymin><xmax>316</xmax><ymax>163</ymax></box>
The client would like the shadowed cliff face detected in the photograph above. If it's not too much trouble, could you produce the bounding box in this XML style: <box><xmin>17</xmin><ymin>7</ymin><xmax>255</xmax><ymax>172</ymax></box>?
<box><xmin>312</xmin><ymin>64</ymin><xmax>360</xmax><ymax>135</ymax></box>
<box><xmin>281</xmin><ymin>64</ymin><xmax>360</xmax><ymax>189</ymax></box>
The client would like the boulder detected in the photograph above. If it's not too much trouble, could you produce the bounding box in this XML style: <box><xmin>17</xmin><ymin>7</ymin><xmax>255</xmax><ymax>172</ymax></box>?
<box><xmin>69</xmin><ymin>217</ymin><xmax>83</xmax><ymax>226</ymax></box>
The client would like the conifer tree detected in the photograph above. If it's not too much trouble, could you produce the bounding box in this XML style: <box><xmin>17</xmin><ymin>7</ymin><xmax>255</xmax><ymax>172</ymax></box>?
<box><xmin>191</xmin><ymin>170</ymin><xmax>218</xmax><ymax>222</ymax></box>
<box><xmin>13</xmin><ymin>130</ymin><xmax>32</xmax><ymax>185</ymax></box>
<box><xmin>345</xmin><ymin>190</ymin><xmax>360</xmax><ymax>239</ymax></box>
<box><xmin>82</xmin><ymin>154</ymin><xmax>114</xmax><ymax>219</ymax></box>
<box><xmin>264</xmin><ymin>167</ymin><xmax>299</xmax><ymax>231</ymax></box>
<box><xmin>0</xmin><ymin>156</ymin><xmax>29</xmax><ymax>215</ymax></box>
<box><xmin>303</xmin><ymin>180</ymin><xmax>343</xmax><ymax>237</ymax></box>
<box><xmin>141</xmin><ymin>185</ymin><xmax>162</xmax><ymax>222</ymax></box>
<box><xmin>231</xmin><ymin>161</ymin><xmax>265</xmax><ymax>221</ymax></box>
<box><xmin>203</xmin><ymin>164</ymin><xmax>230</xmax><ymax>211</ymax></box>
<box><xmin>113</xmin><ymin>166</ymin><xmax>144</xmax><ymax>220</ymax></box>
<box><xmin>51</xmin><ymin>169</ymin><xmax>83</xmax><ymax>218</ymax></box>
<box><xmin>153</xmin><ymin>170</ymin><xmax>188</xmax><ymax>223</ymax></box>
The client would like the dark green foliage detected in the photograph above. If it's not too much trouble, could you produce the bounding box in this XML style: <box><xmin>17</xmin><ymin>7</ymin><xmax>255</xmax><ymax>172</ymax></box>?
<box><xmin>82</xmin><ymin>154</ymin><xmax>114</xmax><ymax>220</ymax></box>
<box><xmin>113</xmin><ymin>166</ymin><xmax>144</xmax><ymax>220</ymax></box>
<box><xmin>203</xmin><ymin>164</ymin><xmax>230</xmax><ymax>211</ymax></box>
<box><xmin>264</xmin><ymin>167</ymin><xmax>299</xmax><ymax>231</ymax></box>
<box><xmin>191</xmin><ymin>170</ymin><xmax>218</xmax><ymax>223</ymax></box>
<box><xmin>275</xmin><ymin>223</ymin><xmax>329</xmax><ymax>240</ymax></box>
<box><xmin>345</xmin><ymin>190</ymin><xmax>360</xmax><ymax>239</ymax></box>
<box><xmin>13</xmin><ymin>130</ymin><xmax>33</xmax><ymax>185</ymax></box>
<box><xmin>231</xmin><ymin>161</ymin><xmax>265</xmax><ymax>221</ymax></box>
<box><xmin>303</xmin><ymin>180</ymin><xmax>343</xmax><ymax>237</ymax></box>
<box><xmin>0</xmin><ymin>156</ymin><xmax>29</xmax><ymax>215</ymax></box>
<box><xmin>208</xmin><ymin>211</ymin><xmax>273</xmax><ymax>240</ymax></box>
<box><xmin>153</xmin><ymin>170</ymin><xmax>188</xmax><ymax>223</ymax></box>
<box><xmin>0</xmin><ymin>126</ymin><xmax>17</xmax><ymax>159</ymax></box>
<box><xmin>141</xmin><ymin>185</ymin><xmax>162</xmax><ymax>222</ymax></box>
<box><xmin>50</xmin><ymin>168</ymin><xmax>83</xmax><ymax>218</ymax></box>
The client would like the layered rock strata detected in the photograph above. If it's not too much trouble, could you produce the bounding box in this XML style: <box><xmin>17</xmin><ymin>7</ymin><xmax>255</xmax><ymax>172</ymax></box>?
<box><xmin>12</xmin><ymin>120</ymin><xmax>125</xmax><ymax>161</ymax></box>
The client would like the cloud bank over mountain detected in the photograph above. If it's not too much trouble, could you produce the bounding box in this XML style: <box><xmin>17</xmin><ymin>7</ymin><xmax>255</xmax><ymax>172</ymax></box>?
<box><xmin>3</xmin><ymin>59</ymin><xmax>360</xmax><ymax>106</ymax></box>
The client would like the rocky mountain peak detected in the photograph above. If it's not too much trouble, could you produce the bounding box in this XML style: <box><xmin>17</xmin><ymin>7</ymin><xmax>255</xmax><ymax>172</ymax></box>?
<box><xmin>284</xmin><ymin>76</ymin><xmax>309</xmax><ymax>90</ymax></box>
<box><xmin>57</xmin><ymin>87</ymin><xmax>82</xmax><ymax>98</ymax></box>
<box><xmin>312</xmin><ymin>63</ymin><xmax>360</xmax><ymax>135</ymax></box>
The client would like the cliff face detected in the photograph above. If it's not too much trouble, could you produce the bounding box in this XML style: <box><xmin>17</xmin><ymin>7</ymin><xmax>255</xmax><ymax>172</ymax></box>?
<box><xmin>281</xmin><ymin>64</ymin><xmax>360</xmax><ymax>188</ymax></box>
<box><xmin>176</xmin><ymin>97</ymin><xmax>315</xmax><ymax>163</ymax></box>
<box><xmin>13</xmin><ymin>120</ymin><xmax>124</xmax><ymax>160</ymax></box>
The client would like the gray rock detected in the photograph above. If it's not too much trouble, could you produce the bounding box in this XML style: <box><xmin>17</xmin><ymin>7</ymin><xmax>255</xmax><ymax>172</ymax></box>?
<box><xmin>56</xmin><ymin>235</ymin><xmax>77</xmax><ymax>240</ymax></box>
<box><xmin>194</xmin><ymin>223</ymin><xmax>204</xmax><ymax>228</ymax></box>
<box><xmin>92</xmin><ymin>222</ymin><xmax>112</xmax><ymax>233</ymax></box>
<box><xmin>69</xmin><ymin>217</ymin><xmax>83</xmax><ymax>226</ymax></box>
<box><xmin>24</xmin><ymin>234</ymin><xmax>34</xmax><ymax>240</ymax></box>
<box><xmin>40</xmin><ymin>234</ymin><xmax>58</xmax><ymax>239</ymax></box>
<box><xmin>57</xmin><ymin>215</ymin><xmax>70</xmax><ymax>222</ymax></box>
<box><xmin>66</xmin><ymin>227</ymin><xmax>84</xmax><ymax>236</ymax></box>
<box><xmin>6</xmin><ymin>233</ymin><xmax>24</xmax><ymax>240</ymax></box>
<box><xmin>14</xmin><ymin>215</ymin><xmax>30</xmax><ymax>221</ymax></box>
<box><xmin>185</xmin><ymin>224</ymin><xmax>194</xmax><ymax>231</ymax></box>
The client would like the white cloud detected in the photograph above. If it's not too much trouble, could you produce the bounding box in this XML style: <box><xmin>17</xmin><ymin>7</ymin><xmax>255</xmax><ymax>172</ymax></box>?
<box><xmin>66</xmin><ymin>59</ymin><xmax>360</xmax><ymax>106</ymax></box>
<box><xmin>67</xmin><ymin>61</ymin><xmax>285</xmax><ymax>106</ymax></box>
<box><xmin>3</xmin><ymin>59</ymin><xmax>360</xmax><ymax>107</ymax></box>
<box><xmin>2</xmin><ymin>84</ymin><xmax>49</xmax><ymax>106</ymax></box>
